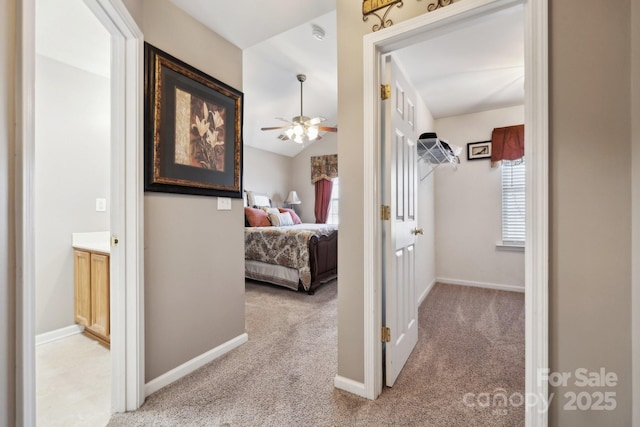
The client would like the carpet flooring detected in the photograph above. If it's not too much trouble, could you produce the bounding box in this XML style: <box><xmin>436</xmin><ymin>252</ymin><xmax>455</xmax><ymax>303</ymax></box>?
<box><xmin>107</xmin><ymin>282</ymin><xmax>524</xmax><ymax>426</ymax></box>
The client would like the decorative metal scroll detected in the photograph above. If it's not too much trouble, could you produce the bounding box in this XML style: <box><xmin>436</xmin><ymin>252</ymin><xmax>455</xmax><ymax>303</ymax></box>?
<box><xmin>421</xmin><ymin>0</ymin><xmax>454</xmax><ymax>12</ymax></box>
<box><xmin>362</xmin><ymin>0</ymin><xmax>404</xmax><ymax>32</ymax></box>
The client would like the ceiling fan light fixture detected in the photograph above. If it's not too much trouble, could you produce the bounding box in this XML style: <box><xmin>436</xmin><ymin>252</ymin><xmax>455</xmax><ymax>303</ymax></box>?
<box><xmin>307</xmin><ymin>126</ymin><xmax>319</xmax><ymax>140</ymax></box>
<box><xmin>261</xmin><ymin>74</ymin><xmax>337</xmax><ymax>143</ymax></box>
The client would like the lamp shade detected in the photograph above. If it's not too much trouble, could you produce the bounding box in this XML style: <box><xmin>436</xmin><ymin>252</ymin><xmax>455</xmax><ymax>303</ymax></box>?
<box><xmin>285</xmin><ymin>191</ymin><xmax>301</xmax><ymax>205</ymax></box>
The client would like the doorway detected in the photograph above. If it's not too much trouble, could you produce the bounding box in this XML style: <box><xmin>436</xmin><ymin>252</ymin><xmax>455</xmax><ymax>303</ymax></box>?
<box><xmin>17</xmin><ymin>0</ymin><xmax>145</xmax><ymax>424</ymax></box>
<box><xmin>361</xmin><ymin>0</ymin><xmax>548</xmax><ymax>425</ymax></box>
<box><xmin>34</xmin><ymin>0</ymin><xmax>112</xmax><ymax>423</ymax></box>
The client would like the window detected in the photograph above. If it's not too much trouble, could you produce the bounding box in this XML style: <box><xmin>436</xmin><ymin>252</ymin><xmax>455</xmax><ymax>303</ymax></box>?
<box><xmin>501</xmin><ymin>159</ymin><xmax>525</xmax><ymax>244</ymax></box>
<box><xmin>327</xmin><ymin>178</ymin><xmax>339</xmax><ymax>225</ymax></box>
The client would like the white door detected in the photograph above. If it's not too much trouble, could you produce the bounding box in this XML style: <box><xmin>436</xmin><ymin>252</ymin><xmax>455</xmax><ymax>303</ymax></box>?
<box><xmin>382</xmin><ymin>55</ymin><xmax>419</xmax><ymax>387</ymax></box>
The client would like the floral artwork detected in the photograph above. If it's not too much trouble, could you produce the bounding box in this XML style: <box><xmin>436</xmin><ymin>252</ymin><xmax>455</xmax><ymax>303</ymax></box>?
<box><xmin>144</xmin><ymin>43</ymin><xmax>243</xmax><ymax>198</ymax></box>
<box><xmin>175</xmin><ymin>89</ymin><xmax>226</xmax><ymax>171</ymax></box>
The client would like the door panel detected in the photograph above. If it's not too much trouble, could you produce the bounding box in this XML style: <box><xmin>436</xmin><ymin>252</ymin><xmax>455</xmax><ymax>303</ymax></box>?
<box><xmin>90</xmin><ymin>253</ymin><xmax>110</xmax><ymax>339</ymax></box>
<box><xmin>383</xmin><ymin>55</ymin><xmax>419</xmax><ymax>387</ymax></box>
<box><xmin>74</xmin><ymin>250</ymin><xmax>91</xmax><ymax>327</ymax></box>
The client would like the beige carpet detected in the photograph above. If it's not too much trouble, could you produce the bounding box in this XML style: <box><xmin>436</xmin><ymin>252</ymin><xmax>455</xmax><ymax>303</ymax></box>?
<box><xmin>107</xmin><ymin>282</ymin><xmax>524</xmax><ymax>426</ymax></box>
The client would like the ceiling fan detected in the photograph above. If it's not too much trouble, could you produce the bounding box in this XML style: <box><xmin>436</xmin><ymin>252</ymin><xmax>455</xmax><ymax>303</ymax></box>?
<box><xmin>260</xmin><ymin>74</ymin><xmax>337</xmax><ymax>144</ymax></box>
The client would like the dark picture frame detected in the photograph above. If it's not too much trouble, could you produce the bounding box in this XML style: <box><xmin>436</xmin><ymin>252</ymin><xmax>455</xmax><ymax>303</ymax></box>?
<box><xmin>466</xmin><ymin>140</ymin><xmax>492</xmax><ymax>161</ymax></box>
<box><xmin>144</xmin><ymin>43</ymin><xmax>243</xmax><ymax>198</ymax></box>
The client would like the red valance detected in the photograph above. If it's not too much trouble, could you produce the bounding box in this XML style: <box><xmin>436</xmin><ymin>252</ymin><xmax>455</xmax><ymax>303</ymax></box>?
<box><xmin>491</xmin><ymin>124</ymin><xmax>524</xmax><ymax>167</ymax></box>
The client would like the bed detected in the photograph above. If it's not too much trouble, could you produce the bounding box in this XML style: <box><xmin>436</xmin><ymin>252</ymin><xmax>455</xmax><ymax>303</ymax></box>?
<box><xmin>244</xmin><ymin>192</ymin><xmax>338</xmax><ymax>294</ymax></box>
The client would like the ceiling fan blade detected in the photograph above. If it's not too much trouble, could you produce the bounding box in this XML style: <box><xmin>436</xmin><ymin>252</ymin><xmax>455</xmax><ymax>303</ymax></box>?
<box><xmin>275</xmin><ymin>117</ymin><xmax>293</xmax><ymax>124</ymax></box>
<box><xmin>305</xmin><ymin>116</ymin><xmax>326</xmax><ymax>126</ymax></box>
<box><xmin>317</xmin><ymin>126</ymin><xmax>338</xmax><ymax>132</ymax></box>
<box><xmin>277</xmin><ymin>134</ymin><xmax>290</xmax><ymax>141</ymax></box>
<box><xmin>261</xmin><ymin>126</ymin><xmax>290</xmax><ymax>131</ymax></box>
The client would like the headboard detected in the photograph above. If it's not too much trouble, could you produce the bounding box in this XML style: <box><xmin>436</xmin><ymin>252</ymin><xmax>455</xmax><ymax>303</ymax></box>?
<box><xmin>245</xmin><ymin>190</ymin><xmax>271</xmax><ymax>208</ymax></box>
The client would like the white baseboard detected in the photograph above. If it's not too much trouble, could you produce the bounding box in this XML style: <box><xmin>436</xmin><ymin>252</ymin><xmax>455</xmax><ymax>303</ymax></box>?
<box><xmin>418</xmin><ymin>279</ymin><xmax>436</xmax><ymax>306</ymax></box>
<box><xmin>334</xmin><ymin>375</ymin><xmax>367</xmax><ymax>398</ymax></box>
<box><xmin>36</xmin><ymin>324</ymin><xmax>84</xmax><ymax>346</ymax></box>
<box><xmin>436</xmin><ymin>277</ymin><xmax>524</xmax><ymax>293</ymax></box>
<box><xmin>145</xmin><ymin>333</ymin><xmax>249</xmax><ymax>396</ymax></box>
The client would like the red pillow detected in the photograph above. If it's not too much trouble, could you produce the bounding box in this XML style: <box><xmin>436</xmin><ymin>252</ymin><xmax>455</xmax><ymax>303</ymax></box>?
<box><xmin>278</xmin><ymin>207</ymin><xmax>302</xmax><ymax>224</ymax></box>
<box><xmin>244</xmin><ymin>207</ymin><xmax>271</xmax><ymax>227</ymax></box>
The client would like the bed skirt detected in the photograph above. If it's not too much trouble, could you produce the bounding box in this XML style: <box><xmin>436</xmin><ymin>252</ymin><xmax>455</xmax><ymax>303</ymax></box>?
<box><xmin>245</xmin><ymin>260</ymin><xmax>300</xmax><ymax>291</ymax></box>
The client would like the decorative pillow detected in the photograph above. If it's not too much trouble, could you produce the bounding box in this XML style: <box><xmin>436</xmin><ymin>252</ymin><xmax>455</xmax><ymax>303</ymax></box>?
<box><xmin>268</xmin><ymin>211</ymin><xmax>294</xmax><ymax>227</ymax></box>
<box><xmin>278</xmin><ymin>208</ymin><xmax>302</xmax><ymax>225</ymax></box>
<box><xmin>262</xmin><ymin>207</ymin><xmax>280</xmax><ymax>216</ymax></box>
<box><xmin>244</xmin><ymin>207</ymin><xmax>271</xmax><ymax>227</ymax></box>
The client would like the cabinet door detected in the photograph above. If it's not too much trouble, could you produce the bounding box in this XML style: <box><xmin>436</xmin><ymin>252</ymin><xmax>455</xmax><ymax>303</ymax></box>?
<box><xmin>90</xmin><ymin>253</ymin><xmax>110</xmax><ymax>339</ymax></box>
<box><xmin>73</xmin><ymin>250</ymin><xmax>91</xmax><ymax>327</ymax></box>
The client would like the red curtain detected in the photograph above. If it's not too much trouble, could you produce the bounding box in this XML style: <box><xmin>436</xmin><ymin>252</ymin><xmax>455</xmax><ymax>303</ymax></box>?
<box><xmin>314</xmin><ymin>179</ymin><xmax>333</xmax><ymax>224</ymax></box>
<box><xmin>491</xmin><ymin>124</ymin><xmax>524</xmax><ymax>167</ymax></box>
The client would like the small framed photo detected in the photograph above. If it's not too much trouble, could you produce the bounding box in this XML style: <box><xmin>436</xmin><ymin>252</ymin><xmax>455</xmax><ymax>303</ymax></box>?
<box><xmin>467</xmin><ymin>141</ymin><xmax>492</xmax><ymax>161</ymax></box>
<box><xmin>144</xmin><ymin>43</ymin><xmax>244</xmax><ymax>198</ymax></box>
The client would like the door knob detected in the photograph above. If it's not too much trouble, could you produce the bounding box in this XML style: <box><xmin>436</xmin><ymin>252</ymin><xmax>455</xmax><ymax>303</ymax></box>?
<box><xmin>412</xmin><ymin>228</ymin><xmax>424</xmax><ymax>235</ymax></box>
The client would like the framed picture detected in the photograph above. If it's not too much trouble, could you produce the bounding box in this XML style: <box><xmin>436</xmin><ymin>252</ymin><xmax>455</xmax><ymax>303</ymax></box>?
<box><xmin>144</xmin><ymin>43</ymin><xmax>243</xmax><ymax>198</ymax></box>
<box><xmin>466</xmin><ymin>141</ymin><xmax>492</xmax><ymax>161</ymax></box>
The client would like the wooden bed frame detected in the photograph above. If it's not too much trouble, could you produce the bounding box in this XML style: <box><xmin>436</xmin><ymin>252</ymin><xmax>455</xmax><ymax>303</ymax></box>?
<box><xmin>305</xmin><ymin>230</ymin><xmax>338</xmax><ymax>294</ymax></box>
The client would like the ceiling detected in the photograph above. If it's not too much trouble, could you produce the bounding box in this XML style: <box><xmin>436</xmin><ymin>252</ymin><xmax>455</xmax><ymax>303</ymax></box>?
<box><xmin>393</xmin><ymin>4</ymin><xmax>524</xmax><ymax>119</ymax></box>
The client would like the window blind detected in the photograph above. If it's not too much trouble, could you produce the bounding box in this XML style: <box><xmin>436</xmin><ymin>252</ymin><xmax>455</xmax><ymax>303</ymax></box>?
<box><xmin>501</xmin><ymin>159</ymin><xmax>525</xmax><ymax>243</ymax></box>
<box><xmin>327</xmin><ymin>178</ymin><xmax>340</xmax><ymax>225</ymax></box>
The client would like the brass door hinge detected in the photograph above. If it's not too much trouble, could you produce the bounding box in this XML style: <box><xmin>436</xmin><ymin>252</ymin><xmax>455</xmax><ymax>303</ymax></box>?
<box><xmin>381</xmin><ymin>205</ymin><xmax>391</xmax><ymax>221</ymax></box>
<box><xmin>381</xmin><ymin>326</ymin><xmax>391</xmax><ymax>343</ymax></box>
<box><xmin>381</xmin><ymin>84</ymin><xmax>390</xmax><ymax>100</ymax></box>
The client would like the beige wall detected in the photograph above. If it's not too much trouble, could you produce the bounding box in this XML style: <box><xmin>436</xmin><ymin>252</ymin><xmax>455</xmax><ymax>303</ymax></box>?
<box><xmin>120</xmin><ymin>0</ymin><xmax>142</xmax><ymax>26</ymax></box>
<box><xmin>336</xmin><ymin>0</ymin><xmax>367</xmax><ymax>382</ymax></box>
<box><xmin>140</xmin><ymin>0</ymin><xmax>245</xmax><ymax>381</ymax></box>
<box><xmin>289</xmin><ymin>133</ymin><xmax>338</xmax><ymax>223</ymax></box>
<box><xmin>337</xmin><ymin>0</ymin><xmax>634</xmax><ymax>424</ymax></box>
<box><xmin>549</xmin><ymin>0</ymin><xmax>632</xmax><ymax>425</ymax></box>
<box><xmin>1</xmin><ymin>0</ymin><xmax>16</xmax><ymax>424</ymax></box>
<box><xmin>434</xmin><ymin>106</ymin><xmax>525</xmax><ymax>289</ymax></box>
<box><xmin>244</xmin><ymin>146</ymin><xmax>291</xmax><ymax>207</ymax></box>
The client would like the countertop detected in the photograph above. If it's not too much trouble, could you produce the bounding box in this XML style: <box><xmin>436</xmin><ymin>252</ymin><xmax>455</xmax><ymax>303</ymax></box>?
<box><xmin>72</xmin><ymin>231</ymin><xmax>110</xmax><ymax>254</ymax></box>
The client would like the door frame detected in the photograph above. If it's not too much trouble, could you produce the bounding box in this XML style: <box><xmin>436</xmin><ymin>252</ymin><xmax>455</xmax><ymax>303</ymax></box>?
<box><xmin>15</xmin><ymin>0</ymin><xmax>145</xmax><ymax>424</ymax></box>
<box><xmin>362</xmin><ymin>0</ymin><xmax>548</xmax><ymax>425</ymax></box>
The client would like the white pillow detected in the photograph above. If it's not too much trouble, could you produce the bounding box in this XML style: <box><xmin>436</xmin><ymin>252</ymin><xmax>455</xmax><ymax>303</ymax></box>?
<box><xmin>268</xmin><ymin>211</ymin><xmax>294</xmax><ymax>226</ymax></box>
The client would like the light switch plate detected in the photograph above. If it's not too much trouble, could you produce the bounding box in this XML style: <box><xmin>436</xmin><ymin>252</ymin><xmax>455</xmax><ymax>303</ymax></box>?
<box><xmin>96</xmin><ymin>198</ymin><xmax>107</xmax><ymax>212</ymax></box>
<box><xmin>217</xmin><ymin>197</ymin><xmax>231</xmax><ymax>210</ymax></box>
